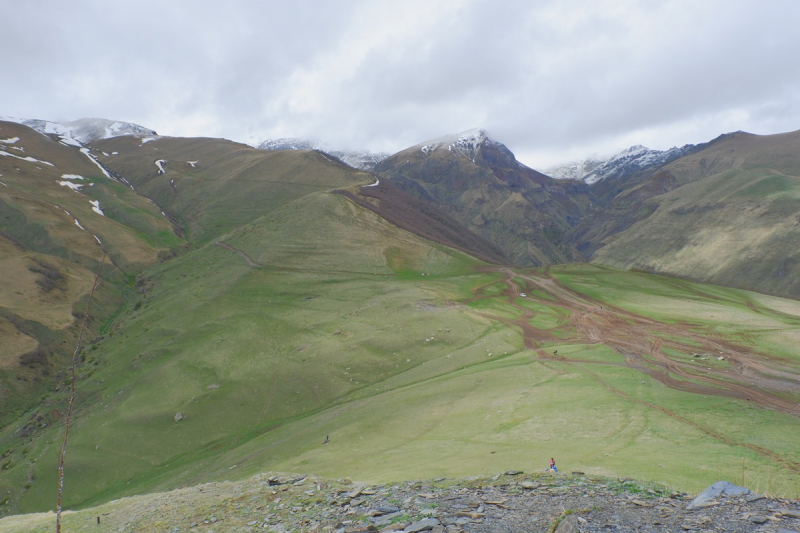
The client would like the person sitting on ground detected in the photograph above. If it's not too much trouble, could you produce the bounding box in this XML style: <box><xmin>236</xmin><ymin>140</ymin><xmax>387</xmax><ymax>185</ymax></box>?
<box><xmin>549</xmin><ymin>457</ymin><xmax>557</xmax><ymax>472</ymax></box>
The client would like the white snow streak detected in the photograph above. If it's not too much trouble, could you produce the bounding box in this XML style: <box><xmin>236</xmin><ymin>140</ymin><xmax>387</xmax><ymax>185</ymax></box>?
<box><xmin>58</xmin><ymin>135</ymin><xmax>83</xmax><ymax>147</ymax></box>
<box><xmin>93</xmin><ymin>235</ymin><xmax>102</xmax><ymax>243</ymax></box>
<box><xmin>61</xmin><ymin>174</ymin><xmax>84</xmax><ymax>180</ymax></box>
<box><xmin>89</xmin><ymin>200</ymin><xmax>104</xmax><ymax>216</ymax></box>
<box><xmin>141</xmin><ymin>136</ymin><xmax>159</xmax><ymax>145</ymax></box>
<box><xmin>58</xmin><ymin>181</ymin><xmax>83</xmax><ymax>191</ymax></box>
<box><xmin>79</xmin><ymin>148</ymin><xmax>113</xmax><ymax>179</ymax></box>
<box><xmin>0</xmin><ymin>137</ymin><xmax>20</xmax><ymax>144</ymax></box>
<box><xmin>74</xmin><ymin>219</ymin><xmax>85</xmax><ymax>230</ymax></box>
<box><xmin>155</xmin><ymin>160</ymin><xmax>167</xmax><ymax>174</ymax></box>
<box><xmin>0</xmin><ymin>149</ymin><xmax>54</xmax><ymax>166</ymax></box>
<box><xmin>363</xmin><ymin>177</ymin><xmax>380</xmax><ymax>187</ymax></box>
<box><xmin>186</xmin><ymin>160</ymin><xmax>198</xmax><ymax>167</ymax></box>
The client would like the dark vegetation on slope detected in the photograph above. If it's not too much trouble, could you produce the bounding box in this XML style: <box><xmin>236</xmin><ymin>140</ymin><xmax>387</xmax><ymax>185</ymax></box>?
<box><xmin>333</xmin><ymin>180</ymin><xmax>509</xmax><ymax>265</ymax></box>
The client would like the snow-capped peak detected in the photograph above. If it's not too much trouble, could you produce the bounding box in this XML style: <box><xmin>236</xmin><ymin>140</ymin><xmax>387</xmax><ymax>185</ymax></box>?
<box><xmin>0</xmin><ymin>116</ymin><xmax>156</xmax><ymax>144</ymax></box>
<box><xmin>544</xmin><ymin>143</ymin><xmax>696</xmax><ymax>185</ymax></box>
<box><xmin>256</xmin><ymin>137</ymin><xmax>317</xmax><ymax>151</ymax></box>
<box><xmin>416</xmin><ymin>128</ymin><xmax>492</xmax><ymax>159</ymax></box>
<box><xmin>59</xmin><ymin>118</ymin><xmax>157</xmax><ymax>143</ymax></box>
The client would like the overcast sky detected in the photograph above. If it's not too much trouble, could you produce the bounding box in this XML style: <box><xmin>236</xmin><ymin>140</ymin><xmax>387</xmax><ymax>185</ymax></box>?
<box><xmin>4</xmin><ymin>0</ymin><xmax>800</xmax><ymax>167</ymax></box>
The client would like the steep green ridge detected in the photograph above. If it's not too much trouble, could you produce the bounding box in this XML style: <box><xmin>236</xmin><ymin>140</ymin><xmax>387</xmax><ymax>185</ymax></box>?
<box><xmin>590</xmin><ymin>130</ymin><xmax>800</xmax><ymax>297</ymax></box>
<box><xmin>92</xmin><ymin>136</ymin><xmax>369</xmax><ymax>245</ymax></box>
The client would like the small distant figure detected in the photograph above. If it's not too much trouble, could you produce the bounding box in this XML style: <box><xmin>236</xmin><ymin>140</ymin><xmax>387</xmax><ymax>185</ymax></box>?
<box><xmin>549</xmin><ymin>457</ymin><xmax>557</xmax><ymax>472</ymax></box>
<box><xmin>553</xmin><ymin>350</ymin><xmax>558</xmax><ymax>355</ymax></box>
<box><xmin>323</xmin><ymin>435</ymin><xmax>329</xmax><ymax>444</ymax></box>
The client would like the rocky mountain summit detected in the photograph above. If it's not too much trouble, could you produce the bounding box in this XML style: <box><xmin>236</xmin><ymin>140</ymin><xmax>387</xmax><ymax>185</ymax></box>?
<box><xmin>545</xmin><ymin>144</ymin><xmax>696</xmax><ymax>185</ymax></box>
<box><xmin>7</xmin><ymin>472</ymin><xmax>798</xmax><ymax>533</ymax></box>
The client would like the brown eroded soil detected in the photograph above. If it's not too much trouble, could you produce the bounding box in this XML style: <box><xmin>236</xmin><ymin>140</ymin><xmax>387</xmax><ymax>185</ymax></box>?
<box><xmin>466</xmin><ymin>266</ymin><xmax>800</xmax><ymax>472</ymax></box>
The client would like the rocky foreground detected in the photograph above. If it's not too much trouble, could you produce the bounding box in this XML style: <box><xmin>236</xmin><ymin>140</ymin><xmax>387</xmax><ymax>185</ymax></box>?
<box><xmin>2</xmin><ymin>472</ymin><xmax>799</xmax><ymax>533</ymax></box>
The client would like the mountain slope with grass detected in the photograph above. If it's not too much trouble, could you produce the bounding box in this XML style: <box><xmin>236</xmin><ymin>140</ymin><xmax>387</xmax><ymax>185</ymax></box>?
<box><xmin>588</xmin><ymin>129</ymin><xmax>800</xmax><ymax>298</ymax></box>
<box><xmin>0</xmin><ymin>120</ymin><xmax>186</xmax><ymax>427</ymax></box>
<box><xmin>1</xmin><ymin>120</ymin><xmax>800</xmax><ymax>525</ymax></box>
<box><xmin>91</xmin><ymin>135</ymin><xmax>371</xmax><ymax>244</ymax></box>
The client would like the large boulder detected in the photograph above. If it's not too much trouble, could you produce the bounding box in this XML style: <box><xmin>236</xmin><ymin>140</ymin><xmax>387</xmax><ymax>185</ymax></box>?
<box><xmin>687</xmin><ymin>481</ymin><xmax>750</xmax><ymax>510</ymax></box>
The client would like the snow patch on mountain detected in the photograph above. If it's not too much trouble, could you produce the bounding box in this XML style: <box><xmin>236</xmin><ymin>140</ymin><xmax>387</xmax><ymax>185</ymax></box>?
<box><xmin>255</xmin><ymin>137</ymin><xmax>388</xmax><ymax>170</ymax></box>
<box><xmin>1</xmin><ymin>115</ymin><xmax>156</xmax><ymax>145</ymax></box>
<box><xmin>544</xmin><ymin>144</ymin><xmax>696</xmax><ymax>184</ymax></box>
<box><xmin>327</xmin><ymin>150</ymin><xmax>389</xmax><ymax>170</ymax></box>
<box><xmin>155</xmin><ymin>160</ymin><xmax>167</xmax><ymax>175</ymax></box>
<box><xmin>415</xmin><ymin>128</ymin><xmax>488</xmax><ymax>158</ymax></box>
<box><xmin>59</xmin><ymin>180</ymin><xmax>84</xmax><ymax>191</ymax></box>
<box><xmin>79</xmin><ymin>148</ymin><xmax>114</xmax><ymax>179</ymax></box>
<box><xmin>0</xmin><ymin>149</ymin><xmax>54</xmax><ymax>166</ymax></box>
<box><xmin>257</xmin><ymin>138</ymin><xmax>316</xmax><ymax>151</ymax></box>
<box><xmin>60</xmin><ymin>118</ymin><xmax>157</xmax><ymax>143</ymax></box>
<box><xmin>90</xmin><ymin>200</ymin><xmax>104</xmax><ymax>216</ymax></box>
<box><xmin>0</xmin><ymin>137</ymin><xmax>19</xmax><ymax>144</ymax></box>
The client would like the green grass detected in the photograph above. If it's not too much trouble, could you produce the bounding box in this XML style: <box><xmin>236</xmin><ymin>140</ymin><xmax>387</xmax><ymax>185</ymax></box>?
<box><xmin>3</xmin><ymin>197</ymin><xmax>800</xmax><ymax>516</ymax></box>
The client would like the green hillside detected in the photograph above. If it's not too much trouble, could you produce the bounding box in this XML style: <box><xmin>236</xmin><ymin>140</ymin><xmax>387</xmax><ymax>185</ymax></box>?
<box><xmin>91</xmin><ymin>135</ymin><xmax>370</xmax><ymax>245</ymax></box>
<box><xmin>2</xmin><ymin>188</ymin><xmax>799</xmax><ymax>514</ymax></box>
<box><xmin>2</xmin><ymin>123</ymin><xmax>800</xmax><ymax>521</ymax></box>
<box><xmin>591</xmin><ymin>130</ymin><xmax>800</xmax><ymax>298</ymax></box>
<box><xmin>0</xmin><ymin>121</ymin><xmax>185</xmax><ymax>425</ymax></box>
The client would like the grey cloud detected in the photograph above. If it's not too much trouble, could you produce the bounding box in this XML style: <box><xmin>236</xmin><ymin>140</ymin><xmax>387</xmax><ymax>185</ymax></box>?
<box><xmin>4</xmin><ymin>0</ymin><xmax>800</xmax><ymax>166</ymax></box>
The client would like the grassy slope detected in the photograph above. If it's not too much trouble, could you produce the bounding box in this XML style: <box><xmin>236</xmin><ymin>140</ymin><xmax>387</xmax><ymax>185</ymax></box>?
<box><xmin>591</xmin><ymin>130</ymin><xmax>800</xmax><ymax>298</ymax></box>
<box><xmin>2</xmin><ymin>191</ymin><xmax>497</xmax><ymax>512</ymax></box>
<box><xmin>3</xmin><ymin>189</ymin><xmax>799</xmax><ymax>516</ymax></box>
<box><xmin>0</xmin><ymin>121</ymin><xmax>184</xmax><ymax>426</ymax></box>
<box><xmin>92</xmin><ymin>136</ymin><xmax>370</xmax><ymax>245</ymax></box>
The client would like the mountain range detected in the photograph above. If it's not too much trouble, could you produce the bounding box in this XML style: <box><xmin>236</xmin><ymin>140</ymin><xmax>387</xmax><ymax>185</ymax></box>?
<box><xmin>1</xmin><ymin>115</ymin><xmax>800</xmax><ymax>518</ymax></box>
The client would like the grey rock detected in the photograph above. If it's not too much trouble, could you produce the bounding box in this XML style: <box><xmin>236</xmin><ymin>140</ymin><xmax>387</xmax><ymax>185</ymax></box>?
<box><xmin>372</xmin><ymin>511</ymin><xmax>402</xmax><ymax>526</ymax></box>
<box><xmin>745</xmin><ymin>494</ymin><xmax>766</xmax><ymax>502</ymax></box>
<box><xmin>555</xmin><ymin>514</ymin><xmax>580</xmax><ymax>533</ymax></box>
<box><xmin>687</xmin><ymin>481</ymin><xmax>749</xmax><ymax>510</ymax></box>
<box><xmin>749</xmin><ymin>515</ymin><xmax>768</xmax><ymax>524</ymax></box>
<box><xmin>174</xmin><ymin>412</ymin><xmax>184</xmax><ymax>422</ymax></box>
<box><xmin>404</xmin><ymin>518</ymin><xmax>440</xmax><ymax>532</ymax></box>
<box><xmin>777</xmin><ymin>529</ymin><xmax>800</xmax><ymax>533</ymax></box>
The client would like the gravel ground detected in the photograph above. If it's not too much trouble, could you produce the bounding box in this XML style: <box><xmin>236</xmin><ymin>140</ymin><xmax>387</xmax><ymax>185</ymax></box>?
<box><xmin>2</xmin><ymin>471</ymin><xmax>798</xmax><ymax>533</ymax></box>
